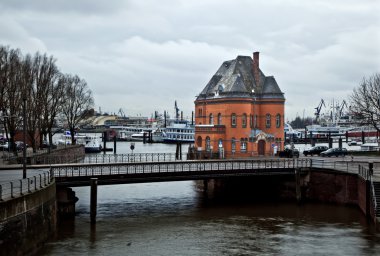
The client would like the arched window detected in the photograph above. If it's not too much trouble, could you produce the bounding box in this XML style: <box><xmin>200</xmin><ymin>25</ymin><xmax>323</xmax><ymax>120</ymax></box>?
<box><xmin>241</xmin><ymin>138</ymin><xmax>247</xmax><ymax>152</ymax></box>
<box><xmin>266</xmin><ymin>114</ymin><xmax>271</xmax><ymax>128</ymax></box>
<box><xmin>197</xmin><ymin>136</ymin><xmax>202</xmax><ymax>148</ymax></box>
<box><xmin>250</xmin><ymin>114</ymin><xmax>253</xmax><ymax>128</ymax></box>
<box><xmin>231</xmin><ymin>137</ymin><xmax>236</xmax><ymax>153</ymax></box>
<box><xmin>218</xmin><ymin>113</ymin><xmax>222</xmax><ymax>125</ymax></box>
<box><xmin>209</xmin><ymin>113</ymin><xmax>214</xmax><ymax>125</ymax></box>
<box><xmin>198</xmin><ymin>108</ymin><xmax>202</xmax><ymax>117</ymax></box>
<box><xmin>218</xmin><ymin>139</ymin><xmax>223</xmax><ymax>149</ymax></box>
<box><xmin>276</xmin><ymin>114</ymin><xmax>281</xmax><ymax>128</ymax></box>
<box><xmin>231</xmin><ymin>113</ymin><xmax>237</xmax><ymax>127</ymax></box>
<box><xmin>254</xmin><ymin>114</ymin><xmax>258</xmax><ymax>128</ymax></box>
<box><xmin>242</xmin><ymin>113</ymin><xmax>247</xmax><ymax>128</ymax></box>
<box><xmin>206</xmin><ymin>136</ymin><xmax>211</xmax><ymax>151</ymax></box>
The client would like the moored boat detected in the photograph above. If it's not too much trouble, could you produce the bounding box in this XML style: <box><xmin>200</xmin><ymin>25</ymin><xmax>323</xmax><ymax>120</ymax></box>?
<box><xmin>163</xmin><ymin>120</ymin><xmax>194</xmax><ymax>143</ymax></box>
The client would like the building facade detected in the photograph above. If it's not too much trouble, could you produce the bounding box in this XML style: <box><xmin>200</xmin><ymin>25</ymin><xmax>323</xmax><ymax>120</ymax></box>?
<box><xmin>194</xmin><ymin>52</ymin><xmax>285</xmax><ymax>158</ymax></box>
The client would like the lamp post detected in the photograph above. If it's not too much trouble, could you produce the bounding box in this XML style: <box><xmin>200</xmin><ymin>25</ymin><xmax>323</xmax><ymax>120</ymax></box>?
<box><xmin>22</xmin><ymin>97</ymin><xmax>26</xmax><ymax>179</ymax></box>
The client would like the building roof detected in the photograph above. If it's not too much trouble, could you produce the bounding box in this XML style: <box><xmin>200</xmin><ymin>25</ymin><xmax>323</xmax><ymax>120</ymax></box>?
<box><xmin>196</xmin><ymin>55</ymin><xmax>284</xmax><ymax>100</ymax></box>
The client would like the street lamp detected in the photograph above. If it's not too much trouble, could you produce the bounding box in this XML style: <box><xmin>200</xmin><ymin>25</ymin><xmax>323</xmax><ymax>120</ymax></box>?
<box><xmin>22</xmin><ymin>97</ymin><xmax>26</xmax><ymax>179</ymax></box>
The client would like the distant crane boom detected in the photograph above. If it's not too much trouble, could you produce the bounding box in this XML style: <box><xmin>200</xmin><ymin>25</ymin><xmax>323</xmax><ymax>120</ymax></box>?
<box><xmin>314</xmin><ymin>99</ymin><xmax>325</xmax><ymax>122</ymax></box>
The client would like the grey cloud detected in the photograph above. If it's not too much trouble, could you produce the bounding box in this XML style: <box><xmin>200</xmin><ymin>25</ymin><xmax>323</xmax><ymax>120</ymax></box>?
<box><xmin>0</xmin><ymin>0</ymin><xmax>379</xmax><ymax>119</ymax></box>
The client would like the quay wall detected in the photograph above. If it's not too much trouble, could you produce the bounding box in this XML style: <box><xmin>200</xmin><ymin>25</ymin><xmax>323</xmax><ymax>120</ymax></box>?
<box><xmin>202</xmin><ymin>170</ymin><xmax>375</xmax><ymax>220</ymax></box>
<box><xmin>0</xmin><ymin>182</ymin><xmax>56</xmax><ymax>256</ymax></box>
<box><xmin>9</xmin><ymin>145</ymin><xmax>85</xmax><ymax>165</ymax></box>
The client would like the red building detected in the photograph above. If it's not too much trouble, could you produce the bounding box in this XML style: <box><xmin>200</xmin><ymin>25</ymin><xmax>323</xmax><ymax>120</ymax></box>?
<box><xmin>194</xmin><ymin>52</ymin><xmax>285</xmax><ymax>158</ymax></box>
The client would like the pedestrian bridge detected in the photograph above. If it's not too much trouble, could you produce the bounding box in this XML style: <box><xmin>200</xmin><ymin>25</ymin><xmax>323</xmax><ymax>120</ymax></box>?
<box><xmin>1</xmin><ymin>157</ymin><xmax>377</xmax><ymax>224</ymax></box>
<box><xmin>51</xmin><ymin>158</ymin><xmax>369</xmax><ymax>187</ymax></box>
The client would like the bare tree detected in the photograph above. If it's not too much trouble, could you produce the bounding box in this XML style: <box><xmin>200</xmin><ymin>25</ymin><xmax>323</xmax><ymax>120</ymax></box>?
<box><xmin>29</xmin><ymin>52</ymin><xmax>61</xmax><ymax>151</ymax></box>
<box><xmin>60</xmin><ymin>74</ymin><xmax>94</xmax><ymax>144</ymax></box>
<box><xmin>43</xmin><ymin>73</ymin><xmax>65</xmax><ymax>150</ymax></box>
<box><xmin>350</xmin><ymin>73</ymin><xmax>380</xmax><ymax>131</ymax></box>
<box><xmin>2</xmin><ymin>48</ymin><xmax>24</xmax><ymax>154</ymax></box>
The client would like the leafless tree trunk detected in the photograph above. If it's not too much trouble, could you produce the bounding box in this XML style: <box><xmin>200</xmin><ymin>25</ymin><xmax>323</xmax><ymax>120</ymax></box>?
<box><xmin>60</xmin><ymin>74</ymin><xmax>94</xmax><ymax>144</ymax></box>
<box><xmin>350</xmin><ymin>74</ymin><xmax>380</xmax><ymax>132</ymax></box>
<box><xmin>44</xmin><ymin>73</ymin><xmax>65</xmax><ymax>152</ymax></box>
<box><xmin>2</xmin><ymin>48</ymin><xmax>24</xmax><ymax>155</ymax></box>
<box><xmin>30</xmin><ymin>52</ymin><xmax>60</xmax><ymax>152</ymax></box>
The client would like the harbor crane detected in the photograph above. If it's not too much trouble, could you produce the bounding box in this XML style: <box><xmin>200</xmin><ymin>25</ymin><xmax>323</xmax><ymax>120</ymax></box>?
<box><xmin>338</xmin><ymin>100</ymin><xmax>347</xmax><ymax>118</ymax></box>
<box><xmin>314</xmin><ymin>99</ymin><xmax>325</xmax><ymax>123</ymax></box>
<box><xmin>118</xmin><ymin>108</ymin><xmax>126</xmax><ymax>118</ymax></box>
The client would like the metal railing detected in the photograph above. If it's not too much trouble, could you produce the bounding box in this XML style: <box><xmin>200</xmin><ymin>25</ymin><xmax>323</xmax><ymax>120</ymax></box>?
<box><xmin>81</xmin><ymin>153</ymin><xmax>187</xmax><ymax>163</ymax></box>
<box><xmin>0</xmin><ymin>170</ymin><xmax>54</xmax><ymax>201</ymax></box>
<box><xmin>52</xmin><ymin>158</ymin><xmax>312</xmax><ymax>178</ymax></box>
<box><xmin>357</xmin><ymin>164</ymin><xmax>378</xmax><ymax>217</ymax></box>
<box><xmin>310</xmin><ymin>159</ymin><xmax>364</xmax><ymax>173</ymax></box>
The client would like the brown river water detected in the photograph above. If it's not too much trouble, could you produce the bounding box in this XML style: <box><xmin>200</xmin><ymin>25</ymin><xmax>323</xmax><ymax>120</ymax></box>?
<box><xmin>39</xmin><ymin>141</ymin><xmax>380</xmax><ymax>256</ymax></box>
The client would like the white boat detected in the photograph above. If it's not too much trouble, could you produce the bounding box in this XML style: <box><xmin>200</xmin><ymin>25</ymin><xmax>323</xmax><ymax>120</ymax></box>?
<box><xmin>360</xmin><ymin>143</ymin><xmax>380</xmax><ymax>151</ymax></box>
<box><xmin>305</xmin><ymin>124</ymin><xmax>350</xmax><ymax>137</ymax></box>
<box><xmin>57</xmin><ymin>131</ymin><xmax>102</xmax><ymax>153</ymax></box>
<box><xmin>284</xmin><ymin>123</ymin><xmax>302</xmax><ymax>139</ymax></box>
<box><xmin>110</xmin><ymin>126</ymin><xmax>156</xmax><ymax>141</ymax></box>
<box><xmin>163</xmin><ymin>120</ymin><xmax>194</xmax><ymax>143</ymax></box>
<box><xmin>130</xmin><ymin>128</ymin><xmax>165</xmax><ymax>142</ymax></box>
<box><xmin>81</xmin><ymin>135</ymin><xmax>102</xmax><ymax>153</ymax></box>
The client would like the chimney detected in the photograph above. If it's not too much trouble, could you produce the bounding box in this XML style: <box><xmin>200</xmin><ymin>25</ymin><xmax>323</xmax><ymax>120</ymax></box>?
<box><xmin>253</xmin><ymin>51</ymin><xmax>260</xmax><ymax>89</ymax></box>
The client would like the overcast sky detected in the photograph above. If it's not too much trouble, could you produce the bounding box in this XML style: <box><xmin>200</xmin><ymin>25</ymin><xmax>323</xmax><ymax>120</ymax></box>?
<box><xmin>0</xmin><ymin>0</ymin><xmax>379</xmax><ymax>121</ymax></box>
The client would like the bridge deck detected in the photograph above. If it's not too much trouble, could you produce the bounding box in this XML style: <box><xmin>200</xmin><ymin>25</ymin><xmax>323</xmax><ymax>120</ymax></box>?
<box><xmin>51</xmin><ymin>158</ymin><xmax>368</xmax><ymax>186</ymax></box>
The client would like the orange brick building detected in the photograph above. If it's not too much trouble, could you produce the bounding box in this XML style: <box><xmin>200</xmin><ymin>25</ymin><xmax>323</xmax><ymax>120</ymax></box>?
<box><xmin>194</xmin><ymin>52</ymin><xmax>285</xmax><ymax>158</ymax></box>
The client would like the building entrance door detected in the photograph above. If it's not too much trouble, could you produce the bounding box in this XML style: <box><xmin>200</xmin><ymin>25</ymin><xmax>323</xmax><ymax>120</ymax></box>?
<box><xmin>258</xmin><ymin>140</ymin><xmax>266</xmax><ymax>155</ymax></box>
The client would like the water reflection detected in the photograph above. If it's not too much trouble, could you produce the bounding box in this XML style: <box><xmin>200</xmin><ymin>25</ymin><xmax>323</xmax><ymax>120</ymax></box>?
<box><xmin>40</xmin><ymin>180</ymin><xmax>380</xmax><ymax>256</ymax></box>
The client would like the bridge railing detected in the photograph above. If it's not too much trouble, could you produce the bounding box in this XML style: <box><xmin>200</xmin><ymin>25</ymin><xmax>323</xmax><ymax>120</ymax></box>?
<box><xmin>52</xmin><ymin>158</ymin><xmax>312</xmax><ymax>178</ymax></box>
<box><xmin>81</xmin><ymin>153</ymin><xmax>186</xmax><ymax>163</ymax></box>
<box><xmin>310</xmin><ymin>159</ymin><xmax>364</xmax><ymax>173</ymax></box>
<box><xmin>0</xmin><ymin>170</ymin><xmax>54</xmax><ymax>202</ymax></box>
<box><xmin>357</xmin><ymin>164</ymin><xmax>377</xmax><ymax>218</ymax></box>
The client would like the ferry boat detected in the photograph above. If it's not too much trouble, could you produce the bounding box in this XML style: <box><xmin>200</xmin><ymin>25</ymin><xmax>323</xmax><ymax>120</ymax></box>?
<box><xmin>163</xmin><ymin>120</ymin><xmax>194</xmax><ymax>143</ymax></box>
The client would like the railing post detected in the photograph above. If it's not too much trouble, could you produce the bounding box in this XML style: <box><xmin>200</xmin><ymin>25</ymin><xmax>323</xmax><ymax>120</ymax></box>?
<box><xmin>20</xmin><ymin>180</ymin><xmax>23</xmax><ymax>195</ymax></box>
<box><xmin>28</xmin><ymin>178</ymin><xmax>31</xmax><ymax>193</ymax></box>
<box><xmin>34</xmin><ymin>176</ymin><xmax>37</xmax><ymax>190</ymax></box>
<box><xmin>10</xmin><ymin>182</ymin><xmax>14</xmax><ymax>198</ymax></box>
<box><xmin>0</xmin><ymin>185</ymin><xmax>2</xmax><ymax>201</ymax></box>
<box><xmin>90</xmin><ymin>178</ymin><xmax>98</xmax><ymax>224</ymax></box>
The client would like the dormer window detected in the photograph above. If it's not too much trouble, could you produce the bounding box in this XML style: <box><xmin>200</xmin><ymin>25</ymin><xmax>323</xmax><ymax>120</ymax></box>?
<box><xmin>218</xmin><ymin>84</ymin><xmax>224</xmax><ymax>93</ymax></box>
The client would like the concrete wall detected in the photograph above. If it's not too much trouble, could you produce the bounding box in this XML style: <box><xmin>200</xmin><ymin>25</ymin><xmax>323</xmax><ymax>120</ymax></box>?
<box><xmin>0</xmin><ymin>182</ymin><xmax>56</xmax><ymax>256</ymax></box>
<box><xmin>305</xmin><ymin>171</ymin><xmax>359</xmax><ymax>205</ymax></box>
<box><xmin>200</xmin><ymin>170</ymin><xmax>375</xmax><ymax>221</ymax></box>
